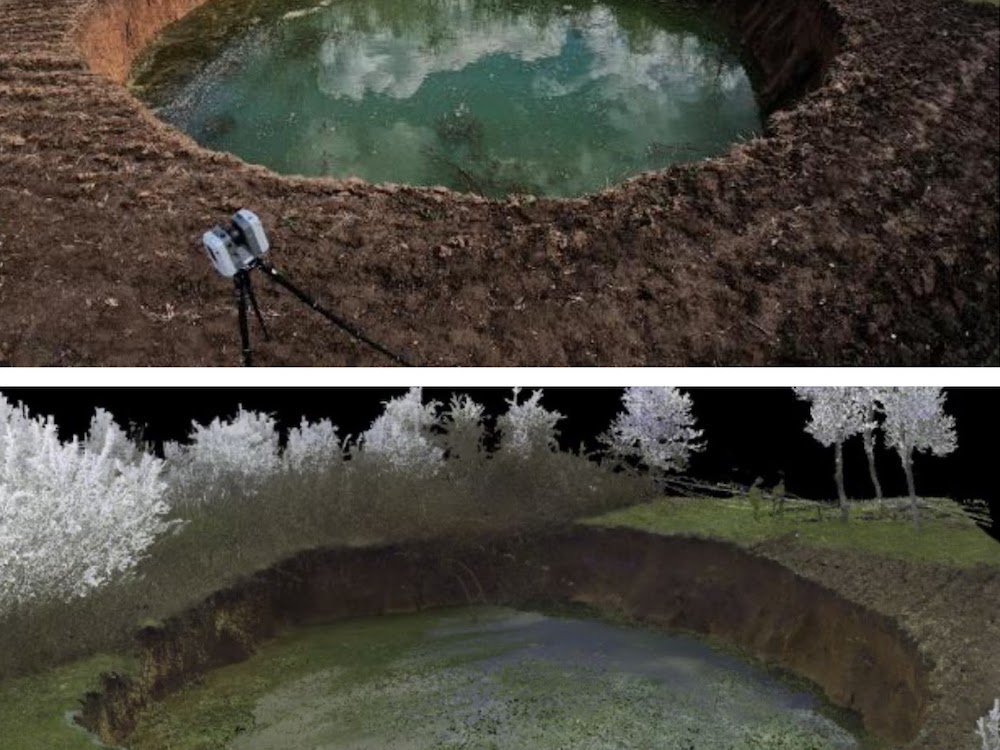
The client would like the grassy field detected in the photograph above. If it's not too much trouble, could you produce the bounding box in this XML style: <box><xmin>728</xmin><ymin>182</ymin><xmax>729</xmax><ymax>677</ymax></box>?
<box><xmin>588</xmin><ymin>496</ymin><xmax>1000</xmax><ymax>568</ymax></box>
<box><xmin>0</xmin><ymin>653</ymin><xmax>135</xmax><ymax>750</ymax></box>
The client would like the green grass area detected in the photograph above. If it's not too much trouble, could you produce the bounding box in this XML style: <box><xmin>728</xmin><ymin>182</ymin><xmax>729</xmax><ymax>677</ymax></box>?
<box><xmin>588</xmin><ymin>496</ymin><xmax>1000</xmax><ymax>568</ymax></box>
<box><xmin>0</xmin><ymin>653</ymin><xmax>135</xmax><ymax>750</ymax></box>
<box><xmin>105</xmin><ymin>608</ymin><xmax>870</xmax><ymax>750</ymax></box>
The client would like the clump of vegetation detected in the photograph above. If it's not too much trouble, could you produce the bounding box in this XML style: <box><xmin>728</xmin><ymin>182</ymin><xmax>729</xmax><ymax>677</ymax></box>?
<box><xmin>746</xmin><ymin>478</ymin><xmax>765</xmax><ymax>521</ymax></box>
<box><xmin>979</xmin><ymin>698</ymin><xmax>1000</xmax><ymax>750</ymax></box>
<box><xmin>0</xmin><ymin>397</ymin><xmax>172</xmax><ymax>613</ymax></box>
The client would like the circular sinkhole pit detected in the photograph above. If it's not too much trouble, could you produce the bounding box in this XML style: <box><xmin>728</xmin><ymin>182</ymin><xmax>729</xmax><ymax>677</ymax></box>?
<box><xmin>120</xmin><ymin>607</ymin><xmax>870</xmax><ymax>749</ymax></box>
<box><xmin>77</xmin><ymin>532</ymin><xmax>932</xmax><ymax>748</ymax></box>
<box><xmin>129</xmin><ymin>0</ymin><xmax>762</xmax><ymax>197</ymax></box>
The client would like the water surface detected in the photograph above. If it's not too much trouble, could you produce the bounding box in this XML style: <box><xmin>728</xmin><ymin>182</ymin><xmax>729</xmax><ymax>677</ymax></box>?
<box><xmin>132</xmin><ymin>0</ymin><xmax>761</xmax><ymax>196</ymax></box>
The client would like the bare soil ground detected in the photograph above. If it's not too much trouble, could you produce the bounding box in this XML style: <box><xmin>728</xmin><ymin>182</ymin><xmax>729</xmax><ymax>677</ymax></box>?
<box><xmin>0</xmin><ymin>0</ymin><xmax>997</xmax><ymax>366</ymax></box>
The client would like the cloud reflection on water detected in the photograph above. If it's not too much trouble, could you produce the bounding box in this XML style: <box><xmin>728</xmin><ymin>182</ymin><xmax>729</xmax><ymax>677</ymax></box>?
<box><xmin>150</xmin><ymin>0</ymin><xmax>761</xmax><ymax>196</ymax></box>
<box><xmin>312</xmin><ymin>0</ymin><xmax>745</xmax><ymax>106</ymax></box>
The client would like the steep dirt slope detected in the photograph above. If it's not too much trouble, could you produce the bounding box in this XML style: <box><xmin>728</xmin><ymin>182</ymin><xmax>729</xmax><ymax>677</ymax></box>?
<box><xmin>752</xmin><ymin>537</ymin><xmax>1000</xmax><ymax>750</ymax></box>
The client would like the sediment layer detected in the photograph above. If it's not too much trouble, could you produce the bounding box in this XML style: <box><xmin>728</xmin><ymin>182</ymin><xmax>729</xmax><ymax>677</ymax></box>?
<box><xmin>0</xmin><ymin>0</ymin><xmax>995</xmax><ymax>365</ymax></box>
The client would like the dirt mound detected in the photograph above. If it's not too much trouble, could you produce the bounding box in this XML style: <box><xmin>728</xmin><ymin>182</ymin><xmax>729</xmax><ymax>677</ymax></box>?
<box><xmin>0</xmin><ymin>0</ymin><xmax>997</xmax><ymax>365</ymax></box>
<box><xmin>79</xmin><ymin>529</ymin><xmax>946</xmax><ymax>747</ymax></box>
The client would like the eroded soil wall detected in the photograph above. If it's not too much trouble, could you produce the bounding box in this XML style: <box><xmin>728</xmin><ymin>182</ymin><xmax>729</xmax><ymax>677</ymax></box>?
<box><xmin>725</xmin><ymin>0</ymin><xmax>841</xmax><ymax>111</ymax></box>
<box><xmin>76</xmin><ymin>0</ymin><xmax>208</xmax><ymax>83</ymax></box>
<box><xmin>78</xmin><ymin>528</ymin><xmax>930</xmax><ymax>747</ymax></box>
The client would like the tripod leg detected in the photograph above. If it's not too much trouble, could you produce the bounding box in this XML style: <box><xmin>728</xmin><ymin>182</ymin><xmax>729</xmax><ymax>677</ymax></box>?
<box><xmin>257</xmin><ymin>261</ymin><xmax>410</xmax><ymax>366</ymax></box>
<box><xmin>235</xmin><ymin>272</ymin><xmax>253</xmax><ymax>367</ymax></box>
<box><xmin>244</xmin><ymin>274</ymin><xmax>270</xmax><ymax>341</ymax></box>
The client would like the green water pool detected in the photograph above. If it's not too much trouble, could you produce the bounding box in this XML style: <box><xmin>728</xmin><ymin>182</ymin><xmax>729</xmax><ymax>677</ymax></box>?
<box><xmin>131</xmin><ymin>0</ymin><xmax>762</xmax><ymax>197</ymax></box>
<box><xmin>118</xmin><ymin>606</ymin><xmax>869</xmax><ymax>749</ymax></box>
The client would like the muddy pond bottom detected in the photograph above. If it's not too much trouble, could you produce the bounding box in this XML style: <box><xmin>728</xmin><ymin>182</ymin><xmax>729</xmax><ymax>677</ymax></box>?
<box><xmin>131</xmin><ymin>0</ymin><xmax>761</xmax><ymax>197</ymax></box>
<box><xmin>123</xmin><ymin>606</ymin><xmax>866</xmax><ymax>749</ymax></box>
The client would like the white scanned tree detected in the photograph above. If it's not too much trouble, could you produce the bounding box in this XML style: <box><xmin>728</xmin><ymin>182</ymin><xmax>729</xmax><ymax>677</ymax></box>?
<box><xmin>977</xmin><ymin>699</ymin><xmax>1000</xmax><ymax>750</ymax></box>
<box><xmin>793</xmin><ymin>387</ymin><xmax>874</xmax><ymax>522</ymax></box>
<box><xmin>856</xmin><ymin>388</ymin><xmax>885</xmax><ymax>501</ymax></box>
<box><xmin>603</xmin><ymin>387</ymin><xmax>703</xmax><ymax>476</ymax></box>
<box><xmin>359</xmin><ymin>388</ymin><xmax>444</xmax><ymax>475</ymax></box>
<box><xmin>84</xmin><ymin>407</ymin><xmax>145</xmax><ymax>466</ymax></box>
<box><xmin>0</xmin><ymin>397</ymin><xmax>171</xmax><ymax>613</ymax></box>
<box><xmin>496</xmin><ymin>388</ymin><xmax>563</xmax><ymax>458</ymax></box>
<box><xmin>880</xmin><ymin>387</ymin><xmax>956</xmax><ymax>529</ymax></box>
<box><xmin>284</xmin><ymin>417</ymin><xmax>343</xmax><ymax>473</ymax></box>
<box><xmin>441</xmin><ymin>394</ymin><xmax>487</xmax><ymax>463</ymax></box>
<box><xmin>163</xmin><ymin>406</ymin><xmax>282</xmax><ymax>505</ymax></box>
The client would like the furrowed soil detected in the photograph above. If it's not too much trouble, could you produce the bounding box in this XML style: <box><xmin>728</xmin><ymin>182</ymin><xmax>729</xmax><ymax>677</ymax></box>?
<box><xmin>0</xmin><ymin>0</ymin><xmax>997</xmax><ymax>365</ymax></box>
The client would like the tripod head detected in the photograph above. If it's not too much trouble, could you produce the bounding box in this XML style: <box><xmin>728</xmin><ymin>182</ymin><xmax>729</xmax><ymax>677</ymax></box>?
<box><xmin>202</xmin><ymin>209</ymin><xmax>270</xmax><ymax>278</ymax></box>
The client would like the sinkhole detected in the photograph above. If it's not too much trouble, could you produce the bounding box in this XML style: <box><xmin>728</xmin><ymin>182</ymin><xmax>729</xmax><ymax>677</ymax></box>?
<box><xmin>130</xmin><ymin>0</ymin><xmax>762</xmax><ymax>197</ymax></box>
<box><xmin>118</xmin><ymin>607</ymin><xmax>869</xmax><ymax>749</ymax></box>
<box><xmin>76</xmin><ymin>532</ymin><xmax>930</xmax><ymax>747</ymax></box>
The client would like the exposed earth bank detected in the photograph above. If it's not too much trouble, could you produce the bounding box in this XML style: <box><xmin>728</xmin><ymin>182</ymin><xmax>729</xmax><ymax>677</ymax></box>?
<box><xmin>77</xmin><ymin>527</ymin><xmax>1000</xmax><ymax>749</ymax></box>
<box><xmin>0</xmin><ymin>0</ymin><xmax>996</xmax><ymax>365</ymax></box>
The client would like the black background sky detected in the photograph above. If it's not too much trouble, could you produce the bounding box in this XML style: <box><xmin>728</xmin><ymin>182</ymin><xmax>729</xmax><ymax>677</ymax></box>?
<box><xmin>3</xmin><ymin>387</ymin><xmax>996</xmax><ymax>535</ymax></box>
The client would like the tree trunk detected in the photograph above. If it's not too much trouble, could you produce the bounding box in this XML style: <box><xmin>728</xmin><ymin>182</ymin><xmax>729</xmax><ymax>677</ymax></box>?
<box><xmin>901</xmin><ymin>449</ymin><xmax>919</xmax><ymax>530</ymax></box>
<box><xmin>862</xmin><ymin>427</ymin><xmax>883</xmax><ymax>501</ymax></box>
<box><xmin>834</xmin><ymin>441</ymin><xmax>848</xmax><ymax>523</ymax></box>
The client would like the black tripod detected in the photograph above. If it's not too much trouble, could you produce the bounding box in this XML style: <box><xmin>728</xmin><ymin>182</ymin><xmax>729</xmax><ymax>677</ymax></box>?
<box><xmin>231</xmin><ymin>261</ymin><xmax>410</xmax><ymax>366</ymax></box>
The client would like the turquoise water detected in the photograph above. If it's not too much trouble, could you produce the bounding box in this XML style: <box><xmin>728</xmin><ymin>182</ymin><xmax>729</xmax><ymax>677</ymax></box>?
<box><xmin>126</xmin><ymin>607</ymin><xmax>870</xmax><ymax>749</ymax></box>
<box><xmin>132</xmin><ymin>0</ymin><xmax>761</xmax><ymax>197</ymax></box>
